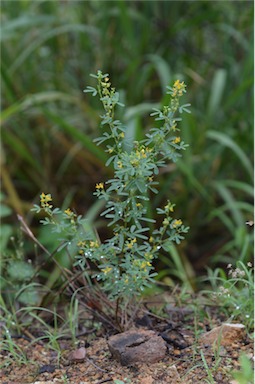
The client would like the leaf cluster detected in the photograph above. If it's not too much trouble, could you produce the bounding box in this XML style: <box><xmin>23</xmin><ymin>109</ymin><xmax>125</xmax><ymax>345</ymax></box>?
<box><xmin>32</xmin><ymin>72</ymin><xmax>190</xmax><ymax>301</ymax></box>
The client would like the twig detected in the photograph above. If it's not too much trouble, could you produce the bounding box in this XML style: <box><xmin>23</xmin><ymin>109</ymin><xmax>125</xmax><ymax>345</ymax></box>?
<box><xmin>115</xmin><ymin>297</ymin><xmax>123</xmax><ymax>332</ymax></box>
<box><xmin>86</xmin><ymin>356</ymin><xmax>108</xmax><ymax>373</ymax></box>
<box><xmin>17</xmin><ymin>214</ymin><xmax>50</xmax><ymax>256</ymax></box>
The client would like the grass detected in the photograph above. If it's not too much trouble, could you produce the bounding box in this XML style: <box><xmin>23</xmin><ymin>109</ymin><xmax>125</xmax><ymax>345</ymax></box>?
<box><xmin>2</xmin><ymin>3</ymin><xmax>252</xmax><ymax>248</ymax></box>
<box><xmin>0</xmin><ymin>2</ymin><xmax>253</xmax><ymax>380</ymax></box>
<box><xmin>232</xmin><ymin>354</ymin><xmax>254</xmax><ymax>384</ymax></box>
<box><xmin>0</xmin><ymin>282</ymin><xmax>253</xmax><ymax>381</ymax></box>
<box><xmin>206</xmin><ymin>261</ymin><xmax>254</xmax><ymax>333</ymax></box>
<box><xmin>1</xmin><ymin>331</ymin><xmax>29</xmax><ymax>367</ymax></box>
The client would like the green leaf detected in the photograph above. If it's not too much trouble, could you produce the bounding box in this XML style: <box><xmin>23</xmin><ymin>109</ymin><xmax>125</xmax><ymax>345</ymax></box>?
<box><xmin>207</xmin><ymin>69</ymin><xmax>227</xmax><ymax>117</ymax></box>
<box><xmin>7</xmin><ymin>261</ymin><xmax>35</xmax><ymax>282</ymax></box>
<box><xmin>43</xmin><ymin>110</ymin><xmax>108</xmax><ymax>165</ymax></box>
<box><xmin>207</xmin><ymin>130</ymin><xmax>253</xmax><ymax>180</ymax></box>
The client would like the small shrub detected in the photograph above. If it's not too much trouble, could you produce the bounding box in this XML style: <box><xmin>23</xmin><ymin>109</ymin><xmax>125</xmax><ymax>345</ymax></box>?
<box><xmin>32</xmin><ymin>71</ymin><xmax>190</xmax><ymax>309</ymax></box>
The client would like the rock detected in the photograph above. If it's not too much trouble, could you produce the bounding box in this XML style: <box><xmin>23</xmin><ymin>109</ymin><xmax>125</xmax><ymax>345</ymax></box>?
<box><xmin>67</xmin><ymin>346</ymin><xmax>86</xmax><ymax>363</ymax></box>
<box><xmin>38</xmin><ymin>364</ymin><xmax>56</xmax><ymax>374</ymax></box>
<box><xmin>108</xmin><ymin>328</ymin><xmax>167</xmax><ymax>366</ymax></box>
<box><xmin>199</xmin><ymin>323</ymin><xmax>245</xmax><ymax>347</ymax></box>
<box><xmin>160</xmin><ymin>328</ymin><xmax>189</xmax><ymax>349</ymax></box>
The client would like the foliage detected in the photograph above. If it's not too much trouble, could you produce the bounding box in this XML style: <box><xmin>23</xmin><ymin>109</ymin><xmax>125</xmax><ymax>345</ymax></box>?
<box><xmin>0</xmin><ymin>4</ymin><xmax>253</xmax><ymax>378</ymax></box>
<box><xmin>207</xmin><ymin>261</ymin><xmax>254</xmax><ymax>332</ymax></box>
<box><xmin>0</xmin><ymin>212</ymin><xmax>39</xmax><ymax>306</ymax></box>
<box><xmin>114</xmin><ymin>380</ymin><xmax>132</xmax><ymax>384</ymax></box>
<box><xmin>231</xmin><ymin>353</ymin><xmax>254</xmax><ymax>384</ymax></box>
<box><xmin>0</xmin><ymin>192</ymin><xmax>13</xmax><ymax>254</ymax></box>
<box><xmin>1</xmin><ymin>1</ymin><xmax>253</xmax><ymax>284</ymax></box>
<box><xmin>32</xmin><ymin>72</ymin><xmax>190</xmax><ymax>302</ymax></box>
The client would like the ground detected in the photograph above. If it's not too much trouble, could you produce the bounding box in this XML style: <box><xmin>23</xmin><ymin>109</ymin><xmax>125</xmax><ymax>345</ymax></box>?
<box><xmin>1</xmin><ymin>295</ymin><xmax>253</xmax><ymax>384</ymax></box>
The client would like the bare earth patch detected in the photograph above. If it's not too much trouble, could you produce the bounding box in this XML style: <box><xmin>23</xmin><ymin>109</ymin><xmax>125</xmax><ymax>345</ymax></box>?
<box><xmin>1</xmin><ymin>302</ymin><xmax>253</xmax><ymax>384</ymax></box>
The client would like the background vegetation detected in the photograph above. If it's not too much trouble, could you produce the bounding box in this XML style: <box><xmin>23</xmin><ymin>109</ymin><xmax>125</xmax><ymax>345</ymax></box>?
<box><xmin>1</xmin><ymin>0</ymin><xmax>253</xmax><ymax>301</ymax></box>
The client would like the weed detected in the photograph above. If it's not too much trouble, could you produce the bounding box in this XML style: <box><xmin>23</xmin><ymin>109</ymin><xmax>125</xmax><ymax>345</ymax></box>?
<box><xmin>0</xmin><ymin>326</ymin><xmax>29</xmax><ymax>367</ymax></box>
<box><xmin>65</xmin><ymin>295</ymin><xmax>80</xmax><ymax>345</ymax></box>
<box><xmin>1</xmin><ymin>223</ymin><xmax>39</xmax><ymax>307</ymax></box>
<box><xmin>231</xmin><ymin>353</ymin><xmax>254</xmax><ymax>384</ymax></box>
<box><xmin>61</xmin><ymin>373</ymin><xmax>69</xmax><ymax>384</ymax></box>
<box><xmin>1</xmin><ymin>2</ymin><xmax>252</xmax><ymax>282</ymax></box>
<box><xmin>200</xmin><ymin>349</ymin><xmax>216</xmax><ymax>384</ymax></box>
<box><xmin>32</xmin><ymin>72</ymin><xmax>190</xmax><ymax>321</ymax></box>
<box><xmin>207</xmin><ymin>261</ymin><xmax>254</xmax><ymax>332</ymax></box>
<box><xmin>0</xmin><ymin>192</ymin><xmax>13</xmax><ymax>255</ymax></box>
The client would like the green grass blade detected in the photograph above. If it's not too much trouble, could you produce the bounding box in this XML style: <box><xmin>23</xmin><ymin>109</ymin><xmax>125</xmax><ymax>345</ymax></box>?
<box><xmin>176</xmin><ymin>159</ymin><xmax>210</xmax><ymax>201</ymax></box>
<box><xmin>1</xmin><ymin>14</ymin><xmax>55</xmax><ymax>41</ymax></box>
<box><xmin>43</xmin><ymin>110</ymin><xmax>108</xmax><ymax>165</ymax></box>
<box><xmin>146</xmin><ymin>54</ymin><xmax>172</xmax><ymax>92</ymax></box>
<box><xmin>1</xmin><ymin>92</ymin><xmax>79</xmax><ymax>125</ymax></box>
<box><xmin>219</xmin><ymin>180</ymin><xmax>253</xmax><ymax>197</ymax></box>
<box><xmin>207</xmin><ymin>69</ymin><xmax>227</xmax><ymax>117</ymax></box>
<box><xmin>2</xmin><ymin>129</ymin><xmax>41</xmax><ymax>172</ymax></box>
<box><xmin>9</xmin><ymin>24</ymin><xmax>99</xmax><ymax>74</ymax></box>
<box><xmin>212</xmin><ymin>181</ymin><xmax>244</xmax><ymax>226</ymax></box>
<box><xmin>207</xmin><ymin>130</ymin><xmax>253</xmax><ymax>180</ymax></box>
<box><xmin>161</xmin><ymin>244</ymin><xmax>194</xmax><ymax>290</ymax></box>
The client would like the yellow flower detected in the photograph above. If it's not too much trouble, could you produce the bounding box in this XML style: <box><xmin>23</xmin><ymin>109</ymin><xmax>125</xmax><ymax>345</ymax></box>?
<box><xmin>140</xmin><ymin>148</ymin><xmax>147</xmax><ymax>158</ymax></box>
<box><xmin>117</xmin><ymin>161</ymin><xmax>123</xmax><ymax>169</ymax></box>
<box><xmin>40</xmin><ymin>192</ymin><xmax>52</xmax><ymax>202</ymax></box>
<box><xmin>145</xmin><ymin>252</ymin><xmax>153</xmax><ymax>260</ymax></box>
<box><xmin>164</xmin><ymin>201</ymin><xmax>175</xmax><ymax>212</ymax></box>
<box><xmin>101</xmin><ymin>78</ymin><xmax>111</xmax><ymax>88</ymax></box>
<box><xmin>40</xmin><ymin>193</ymin><xmax>53</xmax><ymax>208</ymax></box>
<box><xmin>172</xmin><ymin>137</ymin><xmax>181</xmax><ymax>144</ymax></box>
<box><xmin>174</xmin><ymin>79</ymin><xmax>182</xmax><ymax>89</ymax></box>
<box><xmin>172</xmin><ymin>80</ymin><xmax>186</xmax><ymax>97</ymax></box>
<box><xmin>140</xmin><ymin>261</ymin><xmax>152</xmax><ymax>270</ymax></box>
<box><xmin>64</xmin><ymin>208</ymin><xmax>76</xmax><ymax>224</ymax></box>
<box><xmin>102</xmin><ymin>267</ymin><xmax>112</xmax><ymax>274</ymax></box>
<box><xmin>172</xmin><ymin>219</ymin><xmax>182</xmax><ymax>228</ymax></box>
<box><xmin>126</xmin><ymin>238</ymin><xmax>137</xmax><ymax>249</ymax></box>
<box><xmin>96</xmin><ymin>182</ymin><xmax>104</xmax><ymax>190</ymax></box>
<box><xmin>119</xmin><ymin>132</ymin><xmax>125</xmax><ymax>139</ymax></box>
<box><xmin>90</xmin><ymin>241</ymin><xmax>99</xmax><ymax>248</ymax></box>
<box><xmin>77</xmin><ymin>241</ymin><xmax>86</xmax><ymax>247</ymax></box>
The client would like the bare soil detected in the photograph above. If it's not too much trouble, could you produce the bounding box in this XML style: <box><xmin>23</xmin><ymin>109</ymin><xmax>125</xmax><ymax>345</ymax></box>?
<box><xmin>1</xmin><ymin>296</ymin><xmax>253</xmax><ymax>384</ymax></box>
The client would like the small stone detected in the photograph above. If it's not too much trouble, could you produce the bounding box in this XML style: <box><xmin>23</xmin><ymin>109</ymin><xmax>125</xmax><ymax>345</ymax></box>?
<box><xmin>173</xmin><ymin>349</ymin><xmax>181</xmax><ymax>356</ymax></box>
<box><xmin>167</xmin><ymin>365</ymin><xmax>181</xmax><ymax>382</ymax></box>
<box><xmin>108</xmin><ymin>328</ymin><xmax>167</xmax><ymax>366</ymax></box>
<box><xmin>38</xmin><ymin>364</ymin><xmax>56</xmax><ymax>374</ymax></box>
<box><xmin>140</xmin><ymin>376</ymin><xmax>154</xmax><ymax>384</ymax></box>
<box><xmin>67</xmin><ymin>346</ymin><xmax>86</xmax><ymax>362</ymax></box>
<box><xmin>199</xmin><ymin>323</ymin><xmax>245</xmax><ymax>347</ymax></box>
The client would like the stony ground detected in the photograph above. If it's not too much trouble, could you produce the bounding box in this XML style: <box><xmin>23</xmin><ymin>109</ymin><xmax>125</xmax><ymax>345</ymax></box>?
<box><xmin>1</xmin><ymin>297</ymin><xmax>253</xmax><ymax>384</ymax></box>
